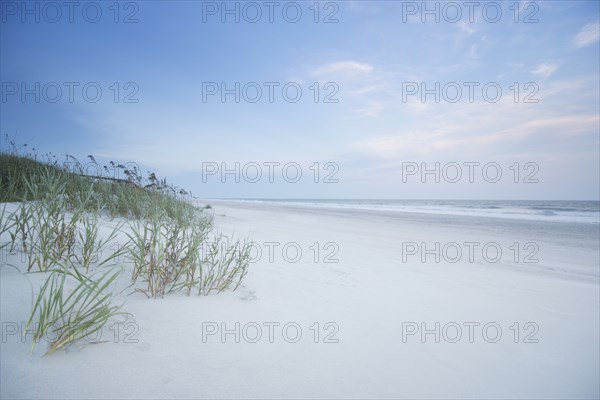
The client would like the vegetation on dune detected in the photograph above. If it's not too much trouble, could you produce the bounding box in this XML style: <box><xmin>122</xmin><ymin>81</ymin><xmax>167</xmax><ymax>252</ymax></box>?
<box><xmin>0</xmin><ymin>136</ymin><xmax>252</xmax><ymax>354</ymax></box>
<box><xmin>25</xmin><ymin>266</ymin><xmax>124</xmax><ymax>355</ymax></box>
<box><xmin>0</xmin><ymin>145</ymin><xmax>198</xmax><ymax>222</ymax></box>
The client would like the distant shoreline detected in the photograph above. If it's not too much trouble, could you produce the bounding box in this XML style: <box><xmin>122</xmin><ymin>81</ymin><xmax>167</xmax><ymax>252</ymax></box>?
<box><xmin>199</xmin><ymin>198</ymin><xmax>600</xmax><ymax>225</ymax></box>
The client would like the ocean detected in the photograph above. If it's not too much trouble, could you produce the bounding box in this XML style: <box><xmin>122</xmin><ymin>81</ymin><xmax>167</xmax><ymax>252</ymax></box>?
<box><xmin>220</xmin><ymin>199</ymin><xmax>600</xmax><ymax>225</ymax></box>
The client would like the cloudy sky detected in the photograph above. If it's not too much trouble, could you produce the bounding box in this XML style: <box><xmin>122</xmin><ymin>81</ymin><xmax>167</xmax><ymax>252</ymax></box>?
<box><xmin>1</xmin><ymin>1</ymin><xmax>599</xmax><ymax>199</ymax></box>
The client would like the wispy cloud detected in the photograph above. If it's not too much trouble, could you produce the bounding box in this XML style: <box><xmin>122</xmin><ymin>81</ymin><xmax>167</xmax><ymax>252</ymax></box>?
<box><xmin>313</xmin><ymin>61</ymin><xmax>374</xmax><ymax>76</ymax></box>
<box><xmin>354</xmin><ymin>111</ymin><xmax>599</xmax><ymax>161</ymax></box>
<box><xmin>355</xmin><ymin>101</ymin><xmax>384</xmax><ymax>117</ymax></box>
<box><xmin>573</xmin><ymin>21</ymin><xmax>600</xmax><ymax>48</ymax></box>
<box><xmin>349</xmin><ymin>84</ymin><xmax>386</xmax><ymax>95</ymax></box>
<box><xmin>350</xmin><ymin>75</ymin><xmax>599</xmax><ymax>162</ymax></box>
<box><xmin>456</xmin><ymin>21</ymin><xmax>475</xmax><ymax>37</ymax></box>
<box><xmin>531</xmin><ymin>62</ymin><xmax>559</xmax><ymax>78</ymax></box>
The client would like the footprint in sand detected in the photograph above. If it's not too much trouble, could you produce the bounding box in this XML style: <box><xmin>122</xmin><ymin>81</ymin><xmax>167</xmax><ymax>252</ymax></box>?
<box><xmin>239</xmin><ymin>290</ymin><xmax>258</xmax><ymax>301</ymax></box>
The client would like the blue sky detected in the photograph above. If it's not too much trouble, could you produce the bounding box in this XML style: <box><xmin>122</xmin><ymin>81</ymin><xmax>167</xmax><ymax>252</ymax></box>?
<box><xmin>1</xmin><ymin>0</ymin><xmax>599</xmax><ymax>199</ymax></box>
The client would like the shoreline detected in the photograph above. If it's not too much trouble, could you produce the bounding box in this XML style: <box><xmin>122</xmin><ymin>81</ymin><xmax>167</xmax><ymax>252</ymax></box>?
<box><xmin>209</xmin><ymin>199</ymin><xmax>600</xmax><ymax>281</ymax></box>
<box><xmin>200</xmin><ymin>198</ymin><xmax>600</xmax><ymax>225</ymax></box>
<box><xmin>2</xmin><ymin>199</ymin><xmax>599</xmax><ymax>399</ymax></box>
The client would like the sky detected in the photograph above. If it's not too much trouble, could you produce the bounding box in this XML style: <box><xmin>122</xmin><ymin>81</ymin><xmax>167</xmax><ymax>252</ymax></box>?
<box><xmin>1</xmin><ymin>0</ymin><xmax>599</xmax><ymax>200</ymax></box>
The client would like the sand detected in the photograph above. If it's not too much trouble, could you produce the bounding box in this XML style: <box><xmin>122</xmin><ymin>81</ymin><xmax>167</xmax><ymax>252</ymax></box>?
<box><xmin>1</xmin><ymin>200</ymin><xmax>598</xmax><ymax>399</ymax></box>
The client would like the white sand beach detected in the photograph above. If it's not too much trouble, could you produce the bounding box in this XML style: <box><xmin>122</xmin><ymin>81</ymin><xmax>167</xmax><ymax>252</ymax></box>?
<box><xmin>1</xmin><ymin>200</ymin><xmax>598</xmax><ymax>399</ymax></box>
<box><xmin>3</xmin><ymin>1</ymin><xmax>599</xmax><ymax>398</ymax></box>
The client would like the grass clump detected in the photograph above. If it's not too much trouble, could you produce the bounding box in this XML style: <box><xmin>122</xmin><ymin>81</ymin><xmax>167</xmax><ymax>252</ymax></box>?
<box><xmin>25</xmin><ymin>266</ymin><xmax>124</xmax><ymax>355</ymax></box>
<box><xmin>5</xmin><ymin>167</ymin><xmax>124</xmax><ymax>272</ymax></box>
<box><xmin>126</xmin><ymin>214</ymin><xmax>251</xmax><ymax>298</ymax></box>
<box><xmin>196</xmin><ymin>234</ymin><xmax>252</xmax><ymax>295</ymax></box>
<box><xmin>0</xmin><ymin>137</ymin><xmax>252</xmax><ymax>354</ymax></box>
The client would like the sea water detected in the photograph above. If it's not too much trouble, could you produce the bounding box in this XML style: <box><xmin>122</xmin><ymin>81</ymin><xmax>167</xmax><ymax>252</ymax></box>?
<box><xmin>232</xmin><ymin>199</ymin><xmax>600</xmax><ymax>225</ymax></box>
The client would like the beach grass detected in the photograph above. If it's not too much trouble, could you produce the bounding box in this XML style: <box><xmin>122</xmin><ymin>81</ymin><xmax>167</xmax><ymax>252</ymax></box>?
<box><xmin>25</xmin><ymin>265</ymin><xmax>124</xmax><ymax>355</ymax></box>
<box><xmin>0</xmin><ymin>139</ymin><xmax>251</xmax><ymax>354</ymax></box>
